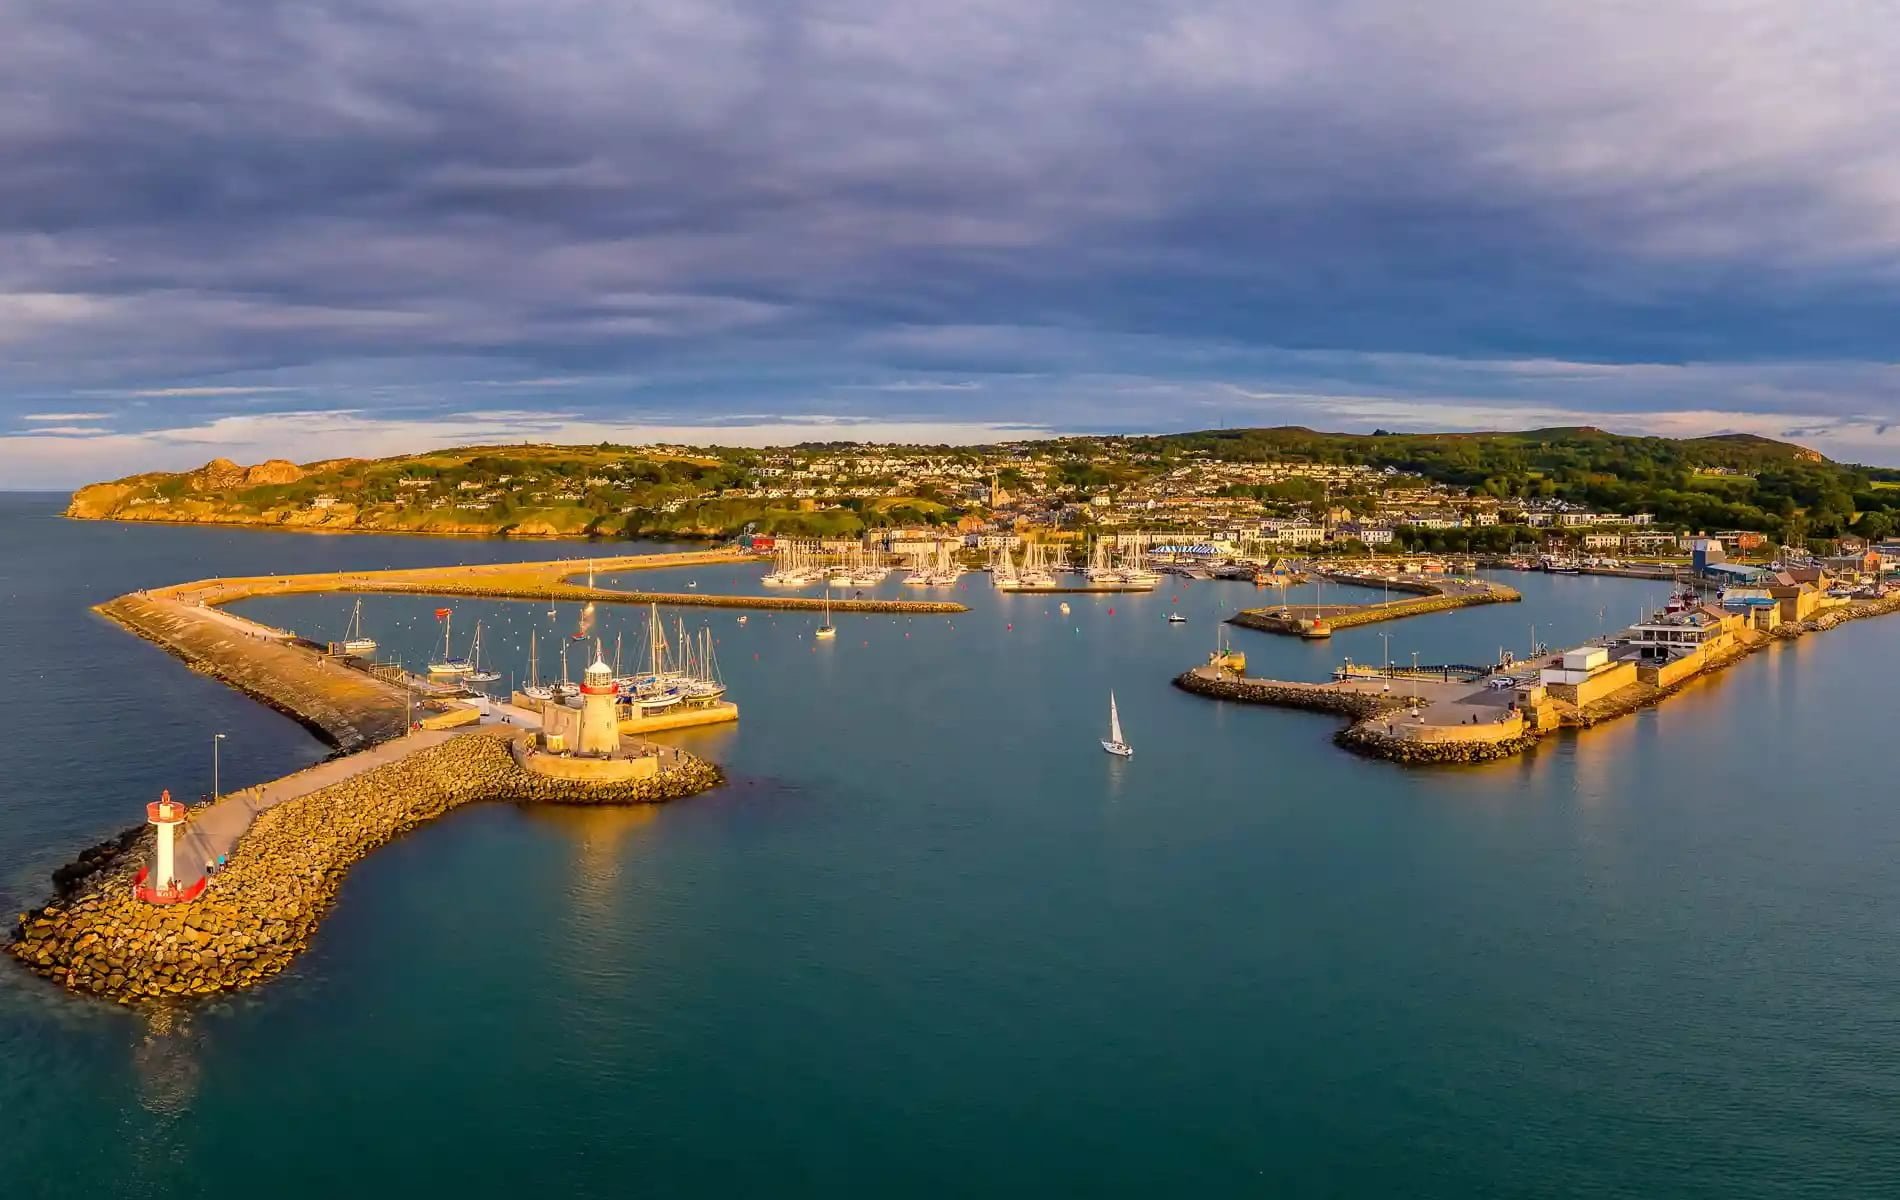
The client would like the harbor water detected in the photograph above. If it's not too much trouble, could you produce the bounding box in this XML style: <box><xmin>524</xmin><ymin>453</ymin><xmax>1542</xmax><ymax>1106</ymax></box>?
<box><xmin>2</xmin><ymin>492</ymin><xmax>1897</xmax><ymax>1197</ymax></box>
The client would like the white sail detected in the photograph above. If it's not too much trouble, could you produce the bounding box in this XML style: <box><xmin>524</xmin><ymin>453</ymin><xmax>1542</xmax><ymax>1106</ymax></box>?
<box><xmin>1109</xmin><ymin>691</ymin><xmax>1124</xmax><ymax>745</ymax></box>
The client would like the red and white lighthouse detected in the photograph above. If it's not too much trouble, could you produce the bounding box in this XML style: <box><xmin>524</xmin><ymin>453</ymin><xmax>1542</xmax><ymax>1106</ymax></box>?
<box><xmin>578</xmin><ymin>645</ymin><xmax>622</xmax><ymax>756</ymax></box>
<box><xmin>135</xmin><ymin>790</ymin><xmax>200</xmax><ymax>904</ymax></box>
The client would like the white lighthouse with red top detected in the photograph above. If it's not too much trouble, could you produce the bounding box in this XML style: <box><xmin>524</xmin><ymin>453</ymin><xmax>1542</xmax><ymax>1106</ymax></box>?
<box><xmin>577</xmin><ymin>646</ymin><xmax>621</xmax><ymax>756</ymax></box>
<box><xmin>136</xmin><ymin>790</ymin><xmax>198</xmax><ymax>904</ymax></box>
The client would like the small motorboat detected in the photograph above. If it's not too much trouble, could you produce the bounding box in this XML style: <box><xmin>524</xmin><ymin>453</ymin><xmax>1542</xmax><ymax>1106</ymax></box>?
<box><xmin>1166</xmin><ymin>612</ymin><xmax>1187</xmax><ymax>623</ymax></box>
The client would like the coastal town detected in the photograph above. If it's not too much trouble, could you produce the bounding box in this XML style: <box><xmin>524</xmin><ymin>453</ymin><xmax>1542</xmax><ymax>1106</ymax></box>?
<box><xmin>18</xmin><ymin>426</ymin><xmax>1900</xmax><ymax>1003</ymax></box>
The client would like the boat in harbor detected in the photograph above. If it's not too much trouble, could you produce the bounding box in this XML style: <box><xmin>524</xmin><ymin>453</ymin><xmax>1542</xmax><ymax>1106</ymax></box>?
<box><xmin>522</xmin><ymin>629</ymin><xmax>555</xmax><ymax>700</ymax></box>
<box><xmin>463</xmin><ymin>621</ymin><xmax>500</xmax><ymax>683</ymax></box>
<box><xmin>815</xmin><ymin>588</ymin><xmax>837</xmax><ymax>639</ymax></box>
<box><xmin>1167</xmin><ymin>612</ymin><xmax>1187</xmax><ymax>623</ymax></box>
<box><xmin>340</xmin><ymin>599</ymin><xmax>377</xmax><ymax>655</ymax></box>
<box><xmin>1101</xmin><ymin>691</ymin><xmax>1133</xmax><ymax>758</ymax></box>
<box><xmin>570</xmin><ymin>601</ymin><xmax>596</xmax><ymax>642</ymax></box>
<box><xmin>427</xmin><ymin>608</ymin><xmax>471</xmax><ymax>676</ymax></box>
<box><xmin>762</xmin><ymin>540</ymin><xmax>820</xmax><ymax>586</ymax></box>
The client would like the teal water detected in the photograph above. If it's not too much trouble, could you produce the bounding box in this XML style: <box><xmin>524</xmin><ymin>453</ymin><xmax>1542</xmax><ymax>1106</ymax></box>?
<box><xmin>3</xmin><ymin>492</ymin><xmax>1898</xmax><ymax>1197</ymax></box>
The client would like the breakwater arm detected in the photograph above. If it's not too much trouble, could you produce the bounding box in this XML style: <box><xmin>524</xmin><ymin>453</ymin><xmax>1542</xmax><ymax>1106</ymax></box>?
<box><xmin>9</xmin><ymin>730</ymin><xmax>723</xmax><ymax>1001</ymax></box>
<box><xmin>1229</xmin><ymin>577</ymin><xmax>1518</xmax><ymax>637</ymax></box>
<box><xmin>149</xmin><ymin>550</ymin><xmax>967</xmax><ymax>615</ymax></box>
<box><xmin>1179</xmin><ymin>589</ymin><xmax>1900</xmax><ymax>767</ymax></box>
<box><xmin>99</xmin><ymin>593</ymin><xmax>411</xmax><ymax>750</ymax></box>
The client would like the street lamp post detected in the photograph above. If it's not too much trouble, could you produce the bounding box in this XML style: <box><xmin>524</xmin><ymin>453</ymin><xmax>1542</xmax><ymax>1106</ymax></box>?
<box><xmin>213</xmin><ymin>732</ymin><xmax>226</xmax><ymax>802</ymax></box>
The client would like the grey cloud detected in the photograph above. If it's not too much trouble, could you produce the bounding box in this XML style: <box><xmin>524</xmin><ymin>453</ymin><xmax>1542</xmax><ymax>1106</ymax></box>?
<box><xmin>5</xmin><ymin>0</ymin><xmax>1900</xmax><ymax>449</ymax></box>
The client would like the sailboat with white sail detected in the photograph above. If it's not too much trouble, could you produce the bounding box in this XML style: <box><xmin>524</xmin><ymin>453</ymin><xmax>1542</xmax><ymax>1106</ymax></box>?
<box><xmin>814</xmin><ymin>588</ymin><xmax>837</xmax><ymax>638</ymax></box>
<box><xmin>1101</xmin><ymin>691</ymin><xmax>1133</xmax><ymax>757</ymax></box>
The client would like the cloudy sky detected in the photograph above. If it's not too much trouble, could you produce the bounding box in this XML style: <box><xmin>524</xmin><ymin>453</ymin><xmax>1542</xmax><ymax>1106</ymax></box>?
<box><xmin>6</xmin><ymin>0</ymin><xmax>1900</xmax><ymax>485</ymax></box>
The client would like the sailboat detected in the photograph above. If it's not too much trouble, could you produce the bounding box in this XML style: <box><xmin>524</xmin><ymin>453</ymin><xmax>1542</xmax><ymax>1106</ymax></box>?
<box><xmin>428</xmin><ymin>608</ymin><xmax>470</xmax><ymax>676</ymax></box>
<box><xmin>340</xmin><ymin>599</ymin><xmax>378</xmax><ymax>655</ymax></box>
<box><xmin>1101</xmin><ymin>691</ymin><xmax>1133</xmax><ymax>757</ymax></box>
<box><xmin>635</xmin><ymin>603</ymin><xmax>682</xmax><ymax>712</ymax></box>
<box><xmin>570</xmin><ymin>601</ymin><xmax>596</xmax><ymax>642</ymax></box>
<box><xmin>522</xmin><ymin>629</ymin><xmax>554</xmax><ymax>700</ymax></box>
<box><xmin>464</xmin><ymin>621</ymin><xmax>500</xmax><ymax>683</ymax></box>
<box><xmin>814</xmin><ymin>587</ymin><xmax>837</xmax><ymax>639</ymax></box>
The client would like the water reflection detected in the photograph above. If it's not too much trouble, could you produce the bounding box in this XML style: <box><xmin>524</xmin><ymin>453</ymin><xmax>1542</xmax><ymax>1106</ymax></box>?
<box><xmin>131</xmin><ymin>1002</ymin><xmax>200</xmax><ymax>1117</ymax></box>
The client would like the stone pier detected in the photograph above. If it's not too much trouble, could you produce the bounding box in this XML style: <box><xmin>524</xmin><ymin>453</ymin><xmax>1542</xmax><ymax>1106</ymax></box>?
<box><xmin>9</xmin><ymin>730</ymin><xmax>722</xmax><ymax>1002</ymax></box>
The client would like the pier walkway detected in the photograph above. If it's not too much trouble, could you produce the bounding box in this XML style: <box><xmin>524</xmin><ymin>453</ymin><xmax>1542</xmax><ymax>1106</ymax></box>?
<box><xmin>101</xmin><ymin>592</ymin><xmax>413</xmax><ymax>749</ymax></box>
<box><xmin>151</xmin><ymin>548</ymin><xmax>967</xmax><ymax>614</ymax></box>
<box><xmin>1231</xmin><ymin>576</ymin><xmax>1518</xmax><ymax>637</ymax></box>
<box><xmin>174</xmin><ymin>728</ymin><xmax>462</xmax><ymax>888</ymax></box>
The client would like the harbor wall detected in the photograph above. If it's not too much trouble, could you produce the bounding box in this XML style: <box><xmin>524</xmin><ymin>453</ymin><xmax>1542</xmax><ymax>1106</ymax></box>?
<box><xmin>8</xmin><ymin>731</ymin><xmax>721</xmax><ymax>1002</ymax></box>
<box><xmin>1171</xmin><ymin>669</ymin><xmax>1408</xmax><ymax>720</ymax></box>
<box><xmin>1230</xmin><ymin>582</ymin><xmax>1519</xmax><ymax>637</ymax></box>
<box><xmin>1335</xmin><ymin>722</ymin><xmax>1540</xmax><ymax>764</ymax></box>
<box><xmin>1181</xmin><ymin>592</ymin><xmax>1900</xmax><ymax>767</ymax></box>
<box><xmin>98</xmin><ymin>594</ymin><xmax>410</xmax><ymax>751</ymax></box>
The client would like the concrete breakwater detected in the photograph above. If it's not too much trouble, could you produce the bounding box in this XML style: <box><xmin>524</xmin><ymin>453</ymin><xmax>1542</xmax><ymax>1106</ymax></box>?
<box><xmin>8</xmin><ymin>731</ymin><xmax>722</xmax><ymax>1002</ymax></box>
<box><xmin>1230</xmin><ymin>581</ymin><xmax>1519</xmax><ymax>637</ymax></box>
<box><xmin>1172</xmin><ymin>669</ymin><xmax>1406</xmax><ymax>721</ymax></box>
<box><xmin>1174</xmin><ymin>667</ymin><xmax>1545</xmax><ymax>766</ymax></box>
<box><xmin>1180</xmin><ymin>590</ymin><xmax>1900</xmax><ymax>767</ymax></box>
<box><xmin>99</xmin><ymin>593</ymin><xmax>409</xmax><ymax>751</ymax></box>
<box><xmin>152</xmin><ymin>551</ymin><xmax>968</xmax><ymax>615</ymax></box>
<box><xmin>1335</xmin><ymin>722</ymin><xmax>1540</xmax><ymax>765</ymax></box>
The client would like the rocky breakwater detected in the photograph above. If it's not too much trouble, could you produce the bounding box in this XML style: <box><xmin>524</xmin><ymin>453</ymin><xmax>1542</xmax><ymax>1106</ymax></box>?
<box><xmin>1174</xmin><ymin>666</ymin><xmax>1541</xmax><ymax>765</ymax></box>
<box><xmin>1334</xmin><ymin>720</ymin><xmax>1540</xmax><ymax>765</ymax></box>
<box><xmin>8</xmin><ymin>731</ymin><xmax>722</xmax><ymax>1003</ymax></box>
<box><xmin>1173</xmin><ymin>667</ymin><xmax>1405</xmax><ymax>720</ymax></box>
<box><xmin>1230</xmin><ymin>580</ymin><xmax>1519</xmax><ymax>637</ymax></box>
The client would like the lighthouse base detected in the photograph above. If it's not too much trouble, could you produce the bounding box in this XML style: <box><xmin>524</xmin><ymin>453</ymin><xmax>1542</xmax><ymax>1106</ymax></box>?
<box><xmin>133</xmin><ymin>867</ymin><xmax>207</xmax><ymax>905</ymax></box>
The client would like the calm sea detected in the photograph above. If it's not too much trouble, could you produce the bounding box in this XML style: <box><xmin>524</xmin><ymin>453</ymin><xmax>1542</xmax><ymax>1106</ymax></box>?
<box><xmin>2</xmin><ymin>492</ymin><xmax>1897</xmax><ymax>1197</ymax></box>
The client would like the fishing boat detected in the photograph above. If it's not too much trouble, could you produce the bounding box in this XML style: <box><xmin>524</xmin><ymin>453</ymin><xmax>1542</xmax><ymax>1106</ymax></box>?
<box><xmin>464</xmin><ymin>622</ymin><xmax>501</xmax><ymax>683</ymax></box>
<box><xmin>1101</xmin><ymin>691</ymin><xmax>1133</xmax><ymax>758</ymax></box>
<box><xmin>340</xmin><ymin>599</ymin><xmax>377</xmax><ymax>655</ymax></box>
<box><xmin>814</xmin><ymin>588</ymin><xmax>837</xmax><ymax>639</ymax></box>
<box><xmin>427</xmin><ymin>608</ymin><xmax>470</xmax><ymax>676</ymax></box>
